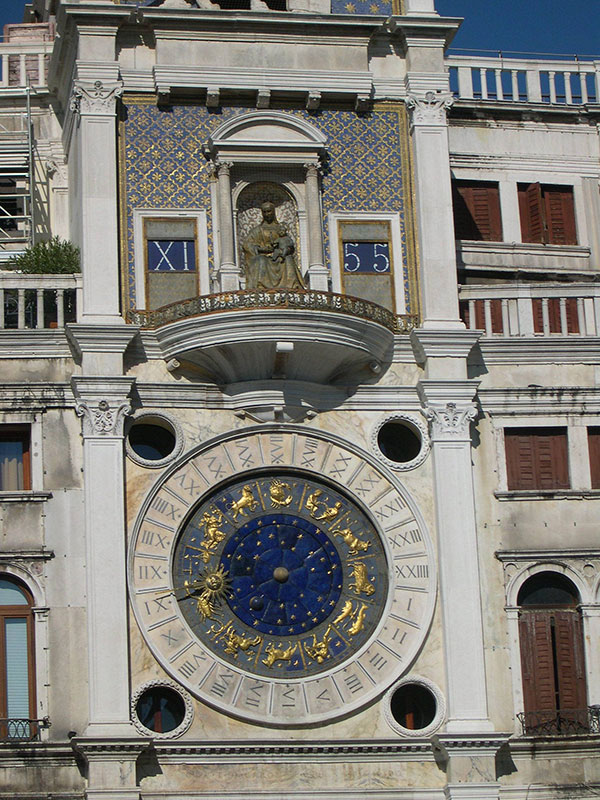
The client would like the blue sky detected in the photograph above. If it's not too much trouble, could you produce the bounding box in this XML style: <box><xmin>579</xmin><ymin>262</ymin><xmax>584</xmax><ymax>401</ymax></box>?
<box><xmin>1</xmin><ymin>0</ymin><xmax>599</xmax><ymax>57</ymax></box>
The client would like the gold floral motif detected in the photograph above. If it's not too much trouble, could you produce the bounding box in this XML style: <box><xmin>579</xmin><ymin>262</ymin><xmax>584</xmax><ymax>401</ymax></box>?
<box><xmin>305</xmin><ymin>489</ymin><xmax>343</xmax><ymax>523</ymax></box>
<box><xmin>348</xmin><ymin>561</ymin><xmax>375</xmax><ymax>596</ymax></box>
<box><xmin>262</xmin><ymin>641</ymin><xmax>298</xmax><ymax>668</ymax></box>
<box><xmin>269</xmin><ymin>479</ymin><xmax>292</xmax><ymax>508</ymax></box>
<box><xmin>208</xmin><ymin>619</ymin><xmax>262</xmax><ymax>658</ymax></box>
<box><xmin>332</xmin><ymin>527</ymin><xmax>370</xmax><ymax>555</ymax></box>
<box><xmin>228</xmin><ymin>484</ymin><xmax>258</xmax><ymax>520</ymax></box>
<box><xmin>304</xmin><ymin>625</ymin><xmax>333</xmax><ymax>664</ymax></box>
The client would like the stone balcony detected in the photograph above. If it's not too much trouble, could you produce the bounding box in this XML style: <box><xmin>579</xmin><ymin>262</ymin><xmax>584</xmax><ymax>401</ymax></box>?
<box><xmin>128</xmin><ymin>289</ymin><xmax>415</xmax><ymax>384</ymax></box>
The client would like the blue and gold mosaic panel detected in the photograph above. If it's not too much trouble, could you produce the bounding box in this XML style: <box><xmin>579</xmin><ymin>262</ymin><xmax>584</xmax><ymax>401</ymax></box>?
<box><xmin>120</xmin><ymin>101</ymin><xmax>413</xmax><ymax>311</ymax></box>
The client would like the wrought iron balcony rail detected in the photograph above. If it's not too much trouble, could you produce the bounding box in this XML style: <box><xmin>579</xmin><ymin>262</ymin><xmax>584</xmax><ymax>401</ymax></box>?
<box><xmin>127</xmin><ymin>289</ymin><xmax>417</xmax><ymax>334</ymax></box>
<box><xmin>0</xmin><ymin>717</ymin><xmax>50</xmax><ymax>742</ymax></box>
<box><xmin>517</xmin><ymin>707</ymin><xmax>600</xmax><ymax>736</ymax></box>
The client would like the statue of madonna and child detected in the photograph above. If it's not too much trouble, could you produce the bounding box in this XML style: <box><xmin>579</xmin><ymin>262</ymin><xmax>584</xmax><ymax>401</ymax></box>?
<box><xmin>242</xmin><ymin>202</ymin><xmax>306</xmax><ymax>291</ymax></box>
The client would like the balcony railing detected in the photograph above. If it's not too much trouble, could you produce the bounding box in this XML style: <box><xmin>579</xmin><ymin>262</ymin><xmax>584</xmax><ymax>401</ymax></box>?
<box><xmin>128</xmin><ymin>289</ymin><xmax>418</xmax><ymax>334</ymax></box>
<box><xmin>458</xmin><ymin>283</ymin><xmax>600</xmax><ymax>338</ymax></box>
<box><xmin>448</xmin><ymin>55</ymin><xmax>600</xmax><ymax>106</ymax></box>
<box><xmin>0</xmin><ymin>273</ymin><xmax>82</xmax><ymax>329</ymax></box>
<box><xmin>517</xmin><ymin>707</ymin><xmax>600</xmax><ymax>736</ymax></box>
<box><xmin>0</xmin><ymin>717</ymin><xmax>50</xmax><ymax>742</ymax></box>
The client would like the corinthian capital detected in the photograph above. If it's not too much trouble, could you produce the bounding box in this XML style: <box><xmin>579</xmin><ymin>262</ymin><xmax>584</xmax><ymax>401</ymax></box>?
<box><xmin>70</xmin><ymin>80</ymin><xmax>124</xmax><ymax>117</ymax></box>
<box><xmin>76</xmin><ymin>398</ymin><xmax>132</xmax><ymax>438</ymax></box>
<box><xmin>424</xmin><ymin>401</ymin><xmax>478</xmax><ymax>440</ymax></box>
<box><xmin>405</xmin><ymin>91</ymin><xmax>454</xmax><ymax>127</ymax></box>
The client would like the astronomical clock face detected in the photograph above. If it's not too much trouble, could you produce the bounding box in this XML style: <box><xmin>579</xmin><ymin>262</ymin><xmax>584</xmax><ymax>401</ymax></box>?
<box><xmin>129</xmin><ymin>427</ymin><xmax>435</xmax><ymax>726</ymax></box>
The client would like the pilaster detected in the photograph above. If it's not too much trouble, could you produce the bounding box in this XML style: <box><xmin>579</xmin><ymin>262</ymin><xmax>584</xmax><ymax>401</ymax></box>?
<box><xmin>581</xmin><ymin>605</ymin><xmax>600</xmax><ymax>706</ymax></box>
<box><xmin>69</xmin><ymin>70</ymin><xmax>124</xmax><ymax>323</ymax></box>
<box><xmin>418</xmin><ymin>378</ymin><xmax>493</xmax><ymax>733</ymax></box>
<box><xmin>71</xmin><ymin>377</ymin><xmax>137</xmax><ymax>739</ymax></box>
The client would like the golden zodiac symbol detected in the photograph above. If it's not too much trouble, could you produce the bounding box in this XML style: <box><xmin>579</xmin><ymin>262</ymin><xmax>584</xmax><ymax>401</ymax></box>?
<box><xmin>269</xmin><ymin>479</ymin><xmax>292</xmax><ymax>508</ymax></box>
<box><xmin>333</xmin><ymin>600</ymin><xmax>368</xmax><ymax>635</ymax></box>
<box><xmin>304</xmin><ymin>625</ymin><xmax>332</xmax><ymax>664</ymax></box>
<box><xmin>229</xmin><ymin>485</ymin><xmax>258</xmax><ymax>520</ymax></box>
<box><xmin>185</xmin><ymin>564</ymin><xmax>232</xmax><ymax>621</ymax></box>
<box><xmin>332</xmin><ymin>527</ymin><xmax>370</xmax><ymax>555</ymax></box>
<box><xmin>305</xmin><ymin>489</ymin><xmax>342</xmax><ymax>523</ymax></box>
<box><xmin>348</xmin><ymin>562</ymin><xmax>375</xmax><ymax>596</ymax></box>
<box><xmin>198</xmin><ymin>508</ymin><xmax>226</xmax><ymax>563</ymax></box>
<box><xmin>348</xmin><ymin>603</ymin><xmax>368</xmax><ymax>636</ymax></box>
<box><xmin>208</xmin><ymin>620</ymin><xmax>262</xmax><ymax>658</ymax></box>
<box><xmin>262</xmin><ymin>641</ymin><xmax>297</xmax><ymax>668</ymax></box>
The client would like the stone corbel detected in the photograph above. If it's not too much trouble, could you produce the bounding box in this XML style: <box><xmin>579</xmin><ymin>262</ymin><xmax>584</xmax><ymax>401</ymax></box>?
<box><xmin>70</xmin><ymin>79</ymin><xmax>124</xmax><ymax>117</ymax></box>
<box><xmin>206</xmin><ymin>89</ymin><xmax>220</xmax><ymax>108</ymax></box>
<box><xmin>405</xmin><ymin>90</ymin><xmax>454</xmax><ymax>127</ymax></box>
<box><xmin>306</xmin><ymin>91</ymin><xmax>321</xmax><ymax>111</ymax></box>
<box><xmin>256</xmin><ymin>89</ymin><xmax>271</xmax><ymax>109</ymax></box>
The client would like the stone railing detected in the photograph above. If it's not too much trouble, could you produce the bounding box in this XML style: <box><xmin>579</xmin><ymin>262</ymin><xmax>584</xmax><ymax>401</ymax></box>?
<box><xmin>0</xmin><ymin>24</ymin><xmax>53</xmax><ymax>89</ymax></box>
<box><xmin>447</xmin><ymin>55</ymin><xmax>600</xmax><ymax>106</ymax></box>
<box><xmin>128</xmin><ymin>289</ymin><xmax>417</xmax><ymax>334</ymax></box>
<box><xmin>0</xmin><ymin>273</ymin><xmax>82</xmax><ymax>329</ymax></box>
<box><xmin>459</xmin><ymin>283</ymin><xmax>600</xmax><ymax>338</ymax></box>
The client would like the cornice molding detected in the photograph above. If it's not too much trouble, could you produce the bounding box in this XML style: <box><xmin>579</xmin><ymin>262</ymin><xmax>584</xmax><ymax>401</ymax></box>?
<box><xmin>410</xmin><ymin>328</ymin><xmax>481</xmax><ymax>363</ymax></box>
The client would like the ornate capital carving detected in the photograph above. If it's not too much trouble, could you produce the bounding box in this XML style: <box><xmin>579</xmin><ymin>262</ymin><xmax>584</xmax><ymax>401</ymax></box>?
<box><xmin>215</xmin><ymin>160</ymin><xmax>234</xmax><ymax>176</ymax></box>
<box><xmin>303</xmin><ymin>161</ymin><xmax>321</xmax><ymax>178</ymax></box>
<box><xmin>424</xmin><ymin>402</ymin><xmax>478</xmax><ymax>440</ymax></box>
<box><xmin>406</xmin><ymin>91</ymin><xmax>454</xmax><ymax>127</ymax></box>
<box><xmin>70</xmin><ymin>80</ymin><xmax>124</xmax><ymax>117</ymax></box>
<box><xmin>75</xmin><ymin>397</ymin><xmax>132</xmax><ymax>438</ymax></box>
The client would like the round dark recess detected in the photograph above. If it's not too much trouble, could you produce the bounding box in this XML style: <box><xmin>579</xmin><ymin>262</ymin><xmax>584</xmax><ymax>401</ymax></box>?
<box><xmin>390</xmin><ymin>683</ymin><xmax>437</xmax><ymax>731</ymax></box>
<box><xmin>135</xmin><ymin>687</ymin><xmax>186</xmax><ymax>733</ymax></box>
<box><xmin>377</xmin><ymin>421</ymin><xmax>422</xmax><ymax>464</ymax></box>
<box><xmin>128</xmin><ymin>422</ymin><xmax>176</xmax><ymax>461</ymax></box>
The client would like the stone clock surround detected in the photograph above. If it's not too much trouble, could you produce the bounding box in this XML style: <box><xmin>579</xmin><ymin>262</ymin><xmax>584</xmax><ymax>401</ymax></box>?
<box><xmin>128</xmin><ymin>424</ymin><xmax>436</xmax><ymax>727</ymax></box>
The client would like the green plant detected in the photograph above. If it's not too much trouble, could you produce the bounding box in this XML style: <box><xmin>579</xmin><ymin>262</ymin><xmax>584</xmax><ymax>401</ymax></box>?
<box><xmin>7</xmin><ymin>236</ymin><xmax>80</xmax><ymax>274</ymax></box>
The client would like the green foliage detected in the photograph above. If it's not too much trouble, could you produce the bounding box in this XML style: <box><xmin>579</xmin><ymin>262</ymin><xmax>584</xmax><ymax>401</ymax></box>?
<box><xmin>7</xmin><ymin>237</ymin><xmax>80</xmax><ymax>274</ymax></box>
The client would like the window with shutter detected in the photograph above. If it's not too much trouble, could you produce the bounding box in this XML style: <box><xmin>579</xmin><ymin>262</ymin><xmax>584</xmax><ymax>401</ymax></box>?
<box><xmin>452</xmin><ymin>180</ymin><xmax>503</xmax><ymax>241</ymax></box>
<box><xmin>0</xmin><ymin>577</ymin><xmax>36</xmax><ymax>740</ymax></box>
<box><xmin>505</xmin><ymin>428</ymin><xmax>569</xmax><ymax>490</ymax></box>
<box><xmin>518</xmin><ymin>573</ymin><xmax>588</xmax><ymax>735</ymax></box>
<box><xmin>518</xmin><ymin>183</ymin><xmax>577</xmax><ymax>245</ymax></box>
<box><xmin>588</xmin><ymin>428</ymin><xmax>600</xmax><ymax>489</ymax></box>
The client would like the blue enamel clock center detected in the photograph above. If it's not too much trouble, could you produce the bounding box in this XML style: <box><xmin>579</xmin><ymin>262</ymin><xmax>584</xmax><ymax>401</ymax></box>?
<box><xmin>222</xmin><ymin>514</ymin><xmax>343</xmax><ymax>636</ymax></box>
<box><xmin>172</xmin><ymin>472</ymin><xmax>389</xmax><ymax>680</ymax></box>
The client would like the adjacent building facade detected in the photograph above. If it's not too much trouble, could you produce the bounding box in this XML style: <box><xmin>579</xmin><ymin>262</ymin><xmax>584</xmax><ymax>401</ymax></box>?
<box><xmin>0</xmin><ymin>0</ymin><xmax>599</xmax><ymax>797</ymax></box>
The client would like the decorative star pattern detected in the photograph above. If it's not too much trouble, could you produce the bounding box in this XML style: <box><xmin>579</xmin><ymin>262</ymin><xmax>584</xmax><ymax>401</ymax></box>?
<box><xmin>121</xmin><ymin>102</ymin><xmax>410</xmax><ymax>310</ymax></box>
<box><xmin>332</xmin><ymin>0</ymin><xmax>392</xmax><ymax>13</ymax></box>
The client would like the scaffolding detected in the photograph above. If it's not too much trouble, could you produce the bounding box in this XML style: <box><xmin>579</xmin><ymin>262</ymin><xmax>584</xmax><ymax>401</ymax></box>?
<box><xmin>0</xmin><ymin>89</ymin><xmax>34</xmax><ymax>261</ymax></box>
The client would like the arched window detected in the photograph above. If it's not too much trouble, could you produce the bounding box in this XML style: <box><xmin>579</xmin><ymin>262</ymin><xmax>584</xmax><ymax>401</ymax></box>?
<box><xmin>0</xmin><ymin>576</ymin><xmax>36</xmax><ymax>739</ymax></box>
<box><xmin>518</xmin><ymin>572</ymin><xmax>588</xmax><ymax>734</ymax></box>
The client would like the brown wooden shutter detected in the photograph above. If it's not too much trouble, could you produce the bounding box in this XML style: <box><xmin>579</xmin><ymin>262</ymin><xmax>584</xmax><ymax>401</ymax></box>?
<box><xmin>544</xmin><ymin>186</ymin><xmax>577</xmax><ymax>245</ymax></box>
<box><xmin>589</xmin><ymin>428</ymin><xmax>600</xmax><ymax>489</ymax></box>
<box><xmin>506</xmin><ymin>431</ymin><xmax>535</xmax><ymax>490</ymax></box>
<box><xmin>554</xmin><ymin>610</ymin><xmax>587</xmax><ymax>710</ymax></box>
<box><xmin>452</xmin><ymin>181</ymin><xmax>502</xmax><ymax>241</ymax></box>
<box><xmin>519</xmin><ymin>612</ymin><xmax>557</xmax><ymax>713</ymax></box>
<box><xmin>519</xmin><ymin>183</ymin><xmax>545</xmax><ymax>243</ymax></box>
<box><xmin>505</xmin><ymin>428</ymin><xmax>569</xmax><ymax>490</ymax></box>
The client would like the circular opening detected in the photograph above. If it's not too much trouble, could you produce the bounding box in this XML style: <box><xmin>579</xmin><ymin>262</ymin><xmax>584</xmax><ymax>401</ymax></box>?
<box><xmin>518</xmin><ymin>572</ymin><xmax>580</xmax><ymax>607</ymax></box>
<box><xmin>377</xmin><ymin>421</ymin><xmax>422</xmax><ymax>464</ymax></box>
<box><xmin>135</xmin><ymin>686</ymin><xmax>186</xmax><ymax>734</ymax></box>
<box><xmin>390</xmin><ymin>683</ymin><xmax>437</xmax><ymax>731</ymax></box>
<box><xmin>128</xmin><ymin>421</ymin><xmax>176</xmax><ymax>462</ymax></box>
